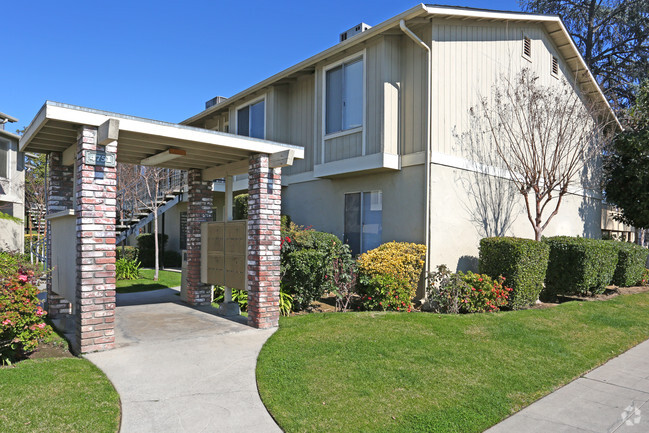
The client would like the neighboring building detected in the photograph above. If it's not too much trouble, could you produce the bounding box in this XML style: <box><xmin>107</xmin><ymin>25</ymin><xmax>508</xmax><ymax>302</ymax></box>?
<box><xmin>0</xmin><ymin>112</ymin><xmax>25</xmax><ymax>252</ymax></box>
<box><xmin>174</xmin><ymin>5</ymin><xmax>617</xmax><ymax>274</ymax></box>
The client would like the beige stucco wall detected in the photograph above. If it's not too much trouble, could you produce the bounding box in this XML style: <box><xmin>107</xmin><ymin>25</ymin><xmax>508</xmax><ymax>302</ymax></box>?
<box><xmin>429</xmin><ymin>163</ymin><xmax>601</xmax><ymax>272</ymax></box>
<box><xmin>281</xmin><ymin>165</ymin><xmax>425</xmax><ymax>245</ymax></box>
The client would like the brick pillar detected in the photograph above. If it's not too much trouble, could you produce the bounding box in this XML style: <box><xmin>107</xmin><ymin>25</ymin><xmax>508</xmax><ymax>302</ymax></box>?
<box><xmin>247</xmin><ymin>154</ymin><xmax>281</xmax><ymax>329</ymax></box>
<box><xmin>185</xmin><ymin>168</ymin><xmax>213</xmax><ymax>305</ymax></box>
<box><xmin>46</xmin><ymin>152</ymin><xmax>74</xmax><ymax>319</ymax></box>
<box><xmin>74</xmin><ymin>126</ymin><xmax>117</xmax><ymax>353</ymax></box>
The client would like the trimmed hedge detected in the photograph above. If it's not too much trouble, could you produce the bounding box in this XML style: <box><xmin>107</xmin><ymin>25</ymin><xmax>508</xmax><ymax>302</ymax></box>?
<box><xmin>543</xmin><ymin>237</ymin><xmax>619</xmax><ymax>299</ymax></box>
<box><xmin>612</xmin><ymin>243</ymin><xmax>649</xmax><ymax>287</ymax></box>
<box><xmin>136</xmin><ymin>233</ymin><xmax>168</xmax><ymax>268</ymax></box>
<box><xmin>479</xmin><ymin>237</ymin><xmax>549</xmax><ymax>309</ymax></box>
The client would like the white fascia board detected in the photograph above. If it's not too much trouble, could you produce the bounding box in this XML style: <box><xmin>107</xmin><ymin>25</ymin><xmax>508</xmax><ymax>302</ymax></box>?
<box><xmin>22</xmin><ymin>102</ymin><xmax>305</xmax><ymax>159</ymax></box>
<box><xmin>19</xmin><ymin>104</ymin><xmax>47</xmax><ymax>152</ymax></box>
<box><xmin>424</xmin><ymin>6</ymin><xmax>558</xmax><ymax>22</ymax></box>
<box><xmin>313</xmin><ymin>153</ymin><xmax>399</xmax><ymax>178</ymax></box>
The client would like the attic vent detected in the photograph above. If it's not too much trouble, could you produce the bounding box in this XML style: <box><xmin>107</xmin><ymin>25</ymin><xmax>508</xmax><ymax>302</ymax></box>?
<box><xmin>339</xmin><ymin>23</ymin><xmax>372</xmax><ymax>42</ymax></box>
<box><xmin>551</xmin><ymin>56</ymin><xmax>559</xmax><ymax>76</ymax></box>
<box><xmin>523</xmin><ymin>36</ymin><xmax>532</xmax><ymax>59</ymax></box>
<box><xmin>205</xmin><ymin>96</ymin><xmax>228</xmax><ymax>110</ymax></box>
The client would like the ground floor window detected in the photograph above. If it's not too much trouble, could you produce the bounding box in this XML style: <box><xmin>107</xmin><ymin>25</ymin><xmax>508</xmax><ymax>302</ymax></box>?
<box><xmin>344</xmin><ymin>191</ymin><xmax>382</xmax><ymax>256</ymax></box>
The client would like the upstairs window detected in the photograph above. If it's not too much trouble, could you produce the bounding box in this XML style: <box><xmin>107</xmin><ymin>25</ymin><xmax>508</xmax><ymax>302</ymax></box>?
<box><xmin>325</xmin><ymin>57</ymin><xmax>363</xmax><ymax>135</ymax></box>
<box><xmin>237</xmin><ymin>99</ymin><xmax>265</xmax><ymax>139</ymax></box>
<box><xmin>0</xmin><ymin>139</ymin><xmax>8</xmax><ymax>179</ymax></box>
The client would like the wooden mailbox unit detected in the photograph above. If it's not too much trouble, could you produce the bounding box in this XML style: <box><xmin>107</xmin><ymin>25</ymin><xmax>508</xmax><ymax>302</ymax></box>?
<box><xmin>200</xmin><ymin>220</ymin><xmax>248</xmax><ymax>290</ymax></box>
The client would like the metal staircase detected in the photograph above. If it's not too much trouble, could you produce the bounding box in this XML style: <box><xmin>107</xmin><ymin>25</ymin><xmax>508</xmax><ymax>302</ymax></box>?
<box><xmin>116</xmin><ymin>170</ymin><xmax>186</xmax><ymax>245</ymax></box>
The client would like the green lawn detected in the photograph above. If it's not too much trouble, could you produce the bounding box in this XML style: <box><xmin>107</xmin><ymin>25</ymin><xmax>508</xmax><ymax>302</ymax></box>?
<box><xmin>116</xmin><ymin>269</ymin><xmax>181</xmax><ymax>293</ymax></box>
<box><xmin>257</xmin><ymin>292</ymin><xmax>649</xmax><ymax>433</ymax></box>
<box><xmin>0</xmin><ymin>358</ymin><xmax>120</xmax><ymax>432</ymax></box>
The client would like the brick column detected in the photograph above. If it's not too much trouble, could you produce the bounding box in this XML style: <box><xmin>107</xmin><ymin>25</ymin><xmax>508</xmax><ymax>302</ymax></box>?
<box><xmin>46</xmin><ymin>152</ymin><xmax>74</xmax><ymax>319</ymax></box>
<box><xmin>74</xmin><ymin>126</ymin><xmax>117</xmax><ymax>353</ymax></box>
<box><xmin>185</xmin><ymin>168</ymin><xmax>213</xmax><ymax>305</ymax></box>
<box><xmin>247</xmin><ymin>154</ymin><xmax>281</xmax><ymax>329</ymax></box>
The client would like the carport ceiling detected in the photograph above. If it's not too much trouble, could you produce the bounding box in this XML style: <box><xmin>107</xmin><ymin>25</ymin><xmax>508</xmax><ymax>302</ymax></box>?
<box><xmin>20</xmin><ymin>101</ymin><xmax>304</xmax><ymax>172</ymax></box>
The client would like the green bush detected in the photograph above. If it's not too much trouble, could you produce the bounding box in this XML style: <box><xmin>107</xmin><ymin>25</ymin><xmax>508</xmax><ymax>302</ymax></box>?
<box><xmin>0</xmin><ymin>252</ymin><xmax>44</xmax><ymax>282</ymax></box>
<box><xmin>355</xmin><ymin>242</ymin><xmax>427</xmax><ymax>311</ymax></box>
<box><xmin>233</xmin><ymin>194</ymin><xmax>249</xmax><ymax>220</ymax></box>
<box><xmin>427</xmin><ymin>265</ymin><xmax>511</xmax><ymax>314</ymax></box>
<box><xmin>612</xmin><ymin>243</ymin><xmax>649</xmax><ymax>287</ymax></box>
<box><xmin>280</xmin><ymin>223</ymin><xmax>346</xmax><ymax>311</ymax></box>
<box><xmin>358</xmin><ymin>274</ymin><xmax>414</xmax><ymax>312</ymax></box>
<box><xmin>116</xmin><ymin>246</ymin><xmax>139</xmax><ymax>262</ymax></box>
<box><xmin>136</xmin><ymin>233</ymin><xmax>168</xmax><ymax>267</ymax></box>
<box><xmin>116</xmin><ymin>258</ymin><xmax>141</xmax><ymax>280</ymax></box>
<box><xmin>1</xmin><ymin>261</ymin><xmax>52</xmax><ymax>364</ymax></box>
<box><xmin>163</xmin><ymin>250</ymin><xmax>182</xmax><ymax>268</ymax></box>
<box><xmin>543</xmin><ymin>237</ymin><xmax>619</xmax><ymax>300</ymax></box>
<box><xmin>479</xmin><ymin>237</ymin><xmax>549</xmax><ymax>309</ymax></box>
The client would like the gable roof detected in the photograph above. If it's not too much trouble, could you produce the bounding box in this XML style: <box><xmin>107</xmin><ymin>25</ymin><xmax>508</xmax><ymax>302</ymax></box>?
<box><xmin>182</xmin><ymin>4</ymin><xmax>620</xmax><ymax>129</ymax></box>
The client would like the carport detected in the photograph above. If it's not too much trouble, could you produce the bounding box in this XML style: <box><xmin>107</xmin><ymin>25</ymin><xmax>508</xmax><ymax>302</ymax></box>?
<box><xmin>19</xmin><ymin>101</ymin><xmax>303</xmax><ymax>353</ymax></box>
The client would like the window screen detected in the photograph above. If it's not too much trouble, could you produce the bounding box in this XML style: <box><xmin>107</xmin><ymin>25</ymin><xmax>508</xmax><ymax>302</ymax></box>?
<box><xmin>0</xmin><ymin>140</ymin><xmax>7</xmax><ymax>178</ymax></box>
<box><xmin>325</xmin><ymin>58</ymin><xmax>363</xmax><ymax>135</ymax></box>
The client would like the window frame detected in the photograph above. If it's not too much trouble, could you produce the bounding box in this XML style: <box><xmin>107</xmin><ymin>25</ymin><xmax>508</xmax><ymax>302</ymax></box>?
<box><xmin>321</xmin><ymin>50</ymin><xmax>367</xmax><ymax>163</ymax></box>
<box><xmin>343</xmin><ymin>189</ymin><xmax>382</xmax><ymax>256</ymax></box>
<box><xmin>0</xmin><ymin>138</ymin><xmax>10</xmax><ymax>180</ymax></box>
<box><xmin>234</xmin><ymin>95</ymin><xmax>267</xmax><ymax>139</ymax></box>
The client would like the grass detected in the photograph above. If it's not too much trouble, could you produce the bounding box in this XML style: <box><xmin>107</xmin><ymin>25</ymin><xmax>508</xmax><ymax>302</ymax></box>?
<box><xmin>0</xmin><ymin>358</ymin><xmax>120</xmax><ymax>433</ymax></box>
<box><xmin>116</xmin><ymin>269</ymin><xmax>181</xmax><ymax>293</ymax></box>
<box><xmin>257</xmin><ymin>292</ymin><xmax>649</xmax><ymax>432</ymax></box>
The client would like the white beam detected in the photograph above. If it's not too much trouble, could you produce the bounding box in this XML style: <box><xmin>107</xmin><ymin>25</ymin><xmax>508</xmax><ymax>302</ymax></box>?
<box><xmin>269</xmin><ymin>149</ymin><xmax>295</xmax><ymax>168</ymax></box>
<box><xmin>62</xmin><ymin>143</ymin><xmax>76</xmax><ymax>166</ymax></box>
<box><xmin>98</xmin><ymin>119</ymin><xmax>119</xmax><ymax>145</ymax></box>
<box><xmin>140</xmin><ymin>148</ymin><xmax>186</xmax><ymax>166</ymax></box>
<box><xmin>202</xmin><ymin>159</ymin><xmax>249</xmax><ymax>180</ymax></box>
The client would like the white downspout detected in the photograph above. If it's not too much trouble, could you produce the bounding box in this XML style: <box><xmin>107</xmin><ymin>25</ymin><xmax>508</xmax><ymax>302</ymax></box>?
<box><xmin>400</xmin><ymin>19</ymin><xmax>433</xmax><ymax>290</ymax></box>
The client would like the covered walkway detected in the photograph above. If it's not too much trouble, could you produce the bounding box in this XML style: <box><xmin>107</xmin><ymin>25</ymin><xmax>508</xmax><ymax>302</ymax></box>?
<box><xmin>85</xmin><ymin>287</ymin><xmax>281</xmax><ymax>433</ymax></box>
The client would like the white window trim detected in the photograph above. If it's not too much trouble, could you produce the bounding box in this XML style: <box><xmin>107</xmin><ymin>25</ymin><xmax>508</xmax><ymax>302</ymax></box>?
<box><xmin>522</xmin><ymin>34</ymin><xmax>532</xmax><ymax>63</ymax></box>
<box><xmin>234</xmin><ymin>94</ymin><xmax>267</xmax><ymax>139</ymax></box>
<box><xmin>0</xmin><ymin>138</ymin><xmax>10</xmax><ymax>180</ymax></box>
<box><xmin>321</xmin><ymin>50</ymin><xmax>367</xmax><ymax>164</ymax></box>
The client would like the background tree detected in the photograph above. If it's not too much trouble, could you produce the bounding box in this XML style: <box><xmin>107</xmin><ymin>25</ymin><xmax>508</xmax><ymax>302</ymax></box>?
<box><xmin>117</xmin><ymin>164</ymin><xmax>177</xmax><ymax>281</ymax></box>
<box><xmin>23</xmin><ymin>153</ymin><xmax>48</xmax><ymax>261</ymax></box>
<box><xmin>521</xmin><ymin>0</ymin><xmax>649</xmax><ymax>110</ymax></box>
<box><xmin>604</xmin><ymin>81</ymin><xmax>649</xmax><ymax>231</ymax></box>
<box><xmin>477</xmin><ymin>69</ymin><xmax>614</xmax><ymax>241</ymax></box>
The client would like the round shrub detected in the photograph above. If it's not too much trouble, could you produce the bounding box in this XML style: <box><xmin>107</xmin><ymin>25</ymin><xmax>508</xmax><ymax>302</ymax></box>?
<box><xmin>356</xmin><ymin>241</ymin><xmax>427</xmax><ymax>303</ymax></box>
<box><xmin>358</xmin><ymin>274</ymin><xmax>413</xmax><ymax>312</ymax></box>
<box><xmin>543</xmin><ymin>236</ymin><xmax>619</xmax><ymax>300</ymax></box>
<box><xmin>116</xmin><ymin>246</ymin><xmax>139</xmax><ymax>262</ymax></box>
<box><xmin>479</xmin><ymin>237</ymin><xmax>549</xmax><ymax>309</ymax></box>
<box><xmin>612</xmin><ymin>243</ymin><xmax>649</xmax><ymax>287</ymax></box>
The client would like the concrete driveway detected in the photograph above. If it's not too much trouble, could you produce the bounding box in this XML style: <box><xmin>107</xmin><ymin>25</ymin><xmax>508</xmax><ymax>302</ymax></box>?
<box><xmin>85</xmin><ymin>288</ymin><xmax>281</xmax><ymax>433</ymax></box>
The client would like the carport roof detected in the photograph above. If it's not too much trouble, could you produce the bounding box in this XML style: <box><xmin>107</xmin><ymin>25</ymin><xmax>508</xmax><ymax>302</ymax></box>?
<box><xmin>20</xmin><ymin>101</ymin><xmax>304</xmax><ymax>172</ymax></box>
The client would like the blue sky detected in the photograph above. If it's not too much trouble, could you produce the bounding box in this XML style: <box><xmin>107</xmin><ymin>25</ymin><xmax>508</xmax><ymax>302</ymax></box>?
<box><xmin>4</xmin><ymin>0</ymin><xmax>521</xmax><ymax>131</ymax></box>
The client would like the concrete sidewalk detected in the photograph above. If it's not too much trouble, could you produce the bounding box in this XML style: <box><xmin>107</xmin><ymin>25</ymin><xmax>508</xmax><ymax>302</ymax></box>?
<box><xmin>486</xmin><ymin>339</ymin><xmax>649</xmax><ymax>432</ymax></box>
<box><xmin>85</xmin><ymin>288</ymin><xmax>281</xmax><ymax>433</ymax></box>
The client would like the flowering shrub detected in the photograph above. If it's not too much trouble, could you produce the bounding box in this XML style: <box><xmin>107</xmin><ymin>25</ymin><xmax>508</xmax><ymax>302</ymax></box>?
<box><xmin>358</xmin><ymin>274</ymin><xmax>414</xmax><ymax>312</ymax></box>
<box><xmin>356</xmin><ymin>242</ymin><xmax>426</xmax><ymax>310</ymax></box>
<box><xmin>1</xmin><ymin>267</ymin><xmax>53</xmax><ymax>364</ymax></box>
<box><xmin>330</xmin><ymin>254</ymin><xmax>357</xmax><ymax>312</ymax></box>
<box><xmin>641</xmin><ymin>269</ymin><xmax>649</xmax><ymax>286</ymax></box>
<box><xmin>427</xmin><ymin>265</ymin><xmax>512</xmax><ymax>314</ymax></box>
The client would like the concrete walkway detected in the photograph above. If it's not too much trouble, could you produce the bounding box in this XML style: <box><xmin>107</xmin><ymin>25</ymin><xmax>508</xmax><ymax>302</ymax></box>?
<box><xmin>85</xmin><ymin>288</ymin><xmax>281</xmax><ymax>433</ymax></box>
<box><xmin>486</xmin><ymin>339</ymin><xmax>649</xmax><ymax>432</ymax></box>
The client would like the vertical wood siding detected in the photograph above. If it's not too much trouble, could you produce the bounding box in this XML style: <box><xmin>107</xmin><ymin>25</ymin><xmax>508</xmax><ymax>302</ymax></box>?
<box><xmin>431</xmin><ymin>19</ymin><xmax>579</xmax><ymax>158</ymax></box>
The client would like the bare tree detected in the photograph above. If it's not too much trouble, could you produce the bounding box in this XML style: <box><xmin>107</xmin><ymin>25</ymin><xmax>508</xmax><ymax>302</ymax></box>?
<box><xmin>478</xmin><ymin>69</ymin><xmax>614</xmax><ymax>241</ymax></box>
<box><xmin>118</xmin><ymin>164</ymin><xmax>178</xmax><ymax>281</ymax></box>
<box><xmin>454</xmin><ymin>114</ymin><xmax>520</xmax><ymax>238</ymax></box>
